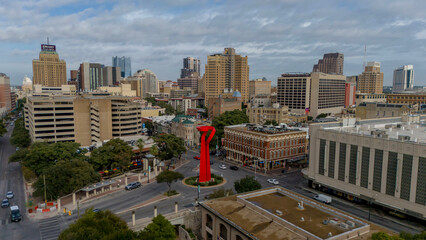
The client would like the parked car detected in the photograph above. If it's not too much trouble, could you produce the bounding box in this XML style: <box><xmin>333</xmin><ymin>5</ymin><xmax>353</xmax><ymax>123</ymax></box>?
<box><xmin>92</xmin><ymin>208</ymin><xmax>101</xmax><ymax>213</ymax></box>
<box><xmin>193</xmin><ymin>156</ymin><xmax>200</xmax><ymax>160</ymax></box>
<box><xmin>267</xmin><ymin>179</ymin><xmax>279</xmax><ymax>185</ymax></box>
<box><xmin>313</xmin><ymin>194</ymin><xmax>332</xmax><ymax>204</ymax></box>
<box><xmin>219</xmin><ymin>164</ymin><xmax>226</xmax><ymax>170</ymax></box>
<box><xmin>230</xmin><ymin>166</ymin><xmax>238</xmax><ymax>171</ymax></box>
<box><xmin>1</xmin><ymin>199</ymin><xmax>9</xmax><ymax>208</ymax></box>
<box><xmin>6</xmin><ymin>191</ymin><xmax>14</xmax><ymax>199</ymax></box>
<box><xmin>125</xmin><ymin>182</ymin><xmax>141</xmax><ymax>190</ymax></box>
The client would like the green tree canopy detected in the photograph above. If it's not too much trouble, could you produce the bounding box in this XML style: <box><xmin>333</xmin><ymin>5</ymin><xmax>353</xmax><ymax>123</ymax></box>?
<box><xmin>157</xmin><ymin>101</ymin><xmax>175</xmax><ymax>115</ymax></box>
<box><xmin>212</xmin><ymin>109</ymin><xmax>249</xmax><ymax>148</ymax></box>
<box><xmin>90</xmin><ymin>138</ymin><xmax>134</xmax><ymax>171</ymax></box>
<box><xmin>138</xmin><ymin>214</ymin><xmax>176</xmax><ymax>240</ymax></box>
<box><xmin>264</xmin><ymin>120</ymin><xmax>279</xmax><ymax>126</ymax></box>
<box><xmin>10</xmin><ymin>117</ymin><xmax>31</xmax><ymax>148</ymax></box>
<box><xmin>156</xmin><ymin>170</ymin><xmax>184</xmax><ymax>193</ymax></box>
<box><xmin>0</xmin><ymin>119</ymin><xmax>6</xmax><ymax>136</ymax></box>
<box><xmin>24</xmin><ymin>142</ymin><xmax>87</xmax><ymax>176</ymax></box>
<box><xmin>144</xmin><ymin>97</ymin><xmax>156</xmax><ymax>105</ymax></box>
<box><xmin>58</xmin><ymin>209</ymin><xmax>137</xmax><ymax>240</ymax></box>
<box><xmin>9</xmin><ymin>148</ymin><xmax>29</xmax><ymax>162</ymax></box>
<box><xmin>33</xmin><ymin>159</ymin><xmax>100</xmax><ymax>200</ymax></box>
<box><xmin>371</xmin><ymin>232</ymin><xmax>426</xmax><ymax>240</ymax></box>
<box><xmin>207</xmin><ymin>187</ymin><xmax>234</xmax><ymax>200</ymax></box>
<box><xmin>136</xmin><ymin>138</ymin><xmax>145</xmax><ymax>153</ymax></box>
<box><xmin>153</xmin><ymin>134</ymin><xmax>186</xmax><ymax>161</ymax></box>
<box><xmin>234</xmin><ymin>176</ymin><xmax>262</xmax><ymax>193</ymax></box>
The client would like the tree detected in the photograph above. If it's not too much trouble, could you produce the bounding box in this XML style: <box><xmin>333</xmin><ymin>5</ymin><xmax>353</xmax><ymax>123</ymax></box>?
<box><xmin>33</xmin><ymin>159</ymin><xmax>100</xmax><ymax>200</ymax></box>
<box><xmin>23</xmin><ymin>142</ymin><xmax>87</xmax><ymax>176</ymax></box>
<box><xmin>371</xmin><ymin>232</ymin><xmax>403</xmax><ymax>240</ymax></box>
<box><xmin>144</xmin><ymin>97</ymin><xmax>156</xmax><ymax>105</ymax></box>
<box><xmin>0</xmin><ymin>119</ymin><xmax>6</xmax><ymax>136</ymax></box>
<box><xmin>316</xmin><ymin>113</ymin><xmax>328</xmax><ymax>119</ymax></box>
<box><xmin>10</xmin><ymin>117</ymin><xmax>31</xmax><ymax>148</ymax></box>
<box><xmin>264</xmin><ymin>120</ymin><xmax>279</xmax><ymax>126</ymax></box>
<box><xmin>138</xmin><ymin>214</ymin><xmax>176</xmax><ymax>240</ymax></box>
<box><xmin>17</xmin><ymin>97</ymin><xmax>26</xmax><ymax>112</ymax></box>
<box><xmin>234</xmin><ymin>176</ymin><xmax>261</xmax><ymax>193</ymax></box>
<box><xmin>136</xmin><ymin>138</ymin><xmax>145</xmax><ymax>154</ymax></box>
<box><xmin>9</xmin><ymin>148</ymin><xmax>29</xmax><ymax>162</ymax></box>
<box><xmin>212</xmin><ymin>109</ymin><xmax>249</xmax><ymax>148</ymax></box>
<box><xmin>58</xmin><ymin>209</ymin><xmax>137</xmax><ymax>240</ymax></box>
<box><xmin>144</xmin><ymin>121</ymin><xmax>154</xmax><ymax>132</ymax></box>
<box><xmin>156</xmin><ymin>170</ymin><xmax>184</xmax><ymax>193</ymax></box>
<box><xmin>90</xmin><ymin>138</ymin><xmax>134</xmax><ymax>171</ymax></box>
<box><xmin>207</xmin><ymin>187</ymin><xmax>234</xmax><ymax>199</ymax></box>
<box><xmin>154</xmin><ymin>134</ymin><xmax>186</xmax><ymax>161</ymax></box>
<box><xmin>157</xmin><ymin>101</ymin><xmax>175</xmax><ymax>115</ymax></box>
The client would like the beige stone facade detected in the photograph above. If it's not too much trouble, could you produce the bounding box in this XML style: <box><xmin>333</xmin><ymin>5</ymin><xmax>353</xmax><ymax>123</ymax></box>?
<box><xmin>24</xmin><ymin>95</ymin><xmax>142</xmax><ymax>146</ymax></box>
<box><xmin>170</xmin><ymin>116</ymin><xmax>209</xmax><ymax>147</ymax></box>
<box><xmin>313</xmin><ymin>52</ymin><xmax>344</xmax><ymax>75</ymax></box>
<box><xmin>224</xmin><ymin>124</ymin><xmax>308</xmax><ymax>170</ymax></box>
<box><xmin>32</xmin><ymin>47</ymin><xmax>67</xmax><ymax>87</ymax></box>
<box><xmin>98</xmin><ymin>84</ymin><xmax>136</xmax><ymax>96</ymax></box>
<box><xmin>355</xmin><ymin>102</ymin><xmax>411</xmax><ymax>119</ymax></box>
<box><xmin>387</xmin><ymin>93</ymin><xmax>426</xmax><ymax>105</ymax></box>
<box><xmin>204</xmin><ymin>48</ymin><xmax>249</xmax><ymax>105</ymax></box>
<box><xmin>247</xmin><ymin>105</ymin><xmax>289</xmax><ymax>124</ymax></box>
<box><xmin>208</xmin><ymin>95</ymin><xmax>241</xmax><ymax>120</ymax></box>
<box><xmin>358</xmin><ymin>62</ymin><xmax>384</xmax><ymax>94</ymax></box>
<box><xmin>355</xmin><ymin>93</ymin><xmax>387</xmax><ymax>106</ymax></box>
<box><xmin>249</xmin><ymin>79</ymin><xmax>271</xmax><ymax>98</ymax></box>
<box><xmin>0</xmin><ymin>73</ymin><xmax>11</xmax><ymax>111</ymax></box>
<box><xmin>308</xmin><ymin>116</ymin><xmax>426</xmax><ymax>220</ymax></box>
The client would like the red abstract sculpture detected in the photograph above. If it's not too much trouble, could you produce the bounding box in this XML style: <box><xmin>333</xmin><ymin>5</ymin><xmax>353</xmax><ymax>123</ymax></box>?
<box><xmin>197</xmin><ymin>126</ymin><xmax>216</xmax><ymax>182</ymax></box>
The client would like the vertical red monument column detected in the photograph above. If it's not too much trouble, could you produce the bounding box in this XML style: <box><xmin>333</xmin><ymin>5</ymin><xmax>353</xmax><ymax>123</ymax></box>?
<box><xmin>197</xmin><ymin>126</ymin><xmax>215</xmax><ymax>182</ymax></box>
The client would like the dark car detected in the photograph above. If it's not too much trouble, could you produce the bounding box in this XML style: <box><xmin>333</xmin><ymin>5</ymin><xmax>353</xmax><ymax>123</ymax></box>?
<box><xmin>1</xmin><ymin>199</ymin><xmax>9</xmax><ymax>208</ymax></box>
<box><xmin>92</xmin><ymin>208</ymin><xmax>101</xmax><ymax>213</ymax></box>
<box><xmin>125</xmin><ymin>182</ymin><xmax>141</xmax><ymax>190</ymax></box>
<box><xmin>230</xmin><ymin>166</ymin><xmax>238</xmax><ymax>171</ymax></box>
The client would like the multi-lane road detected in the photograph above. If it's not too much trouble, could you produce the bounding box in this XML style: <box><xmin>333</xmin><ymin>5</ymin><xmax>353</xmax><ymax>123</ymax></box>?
<box><xmin>0</xmin><ymin>128</ymin><xmax>423</xmax><ymax>240</ymax></box>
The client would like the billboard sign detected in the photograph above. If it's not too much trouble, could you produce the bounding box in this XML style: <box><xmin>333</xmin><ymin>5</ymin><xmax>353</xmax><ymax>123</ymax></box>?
<box><xmin>41</xmin><ymin>44</ymin><xmax>56</xmax><ymax>52</ymax></box>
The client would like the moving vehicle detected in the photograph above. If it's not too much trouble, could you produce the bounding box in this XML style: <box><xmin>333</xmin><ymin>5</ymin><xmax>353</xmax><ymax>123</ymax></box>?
<box><xmin>219</xmin><ymin>164</ymin><xmax>226</xmax><ymax>169</ymax></box>
<box><xmin>193</xmin><ymin>156</ymin><xmax>200</xmax><ymax>160</ymax></box>
<box><xmin>230</xmin><ymin>166</ymin><xmax>238</xmax><ymax>171</ymax></box>
<box><xmin>267</xmin><ymin>178</ymin><xmax>279</xmax><ymax>185</ymax></box>
<box><xmin>1</xmin><ymin>199</ymin><xmax>9</xmax><ymax>208</ymax></box>
<box><xmin>10</xmin><ymin>205</ymin><xmax>22</xmax><ymax>222</ymax></box>
<box><xmin>92</xmin><ymin>208</ymin><xmax>101</xmax><ymax>213</ymax></box>
<box><xmin>125</xmin><ymin>182</ymin><xmax>141</xmax><ymax>190</ymax></box>
<box><xmin>6</xmin><ymin>191</ymin><xmax>14</xmax><ymax>199</ymax></box>
<box><xmin>313</xmin><ymin>194</ymin><xmax>332</xmax><ymax>204</ymax></box>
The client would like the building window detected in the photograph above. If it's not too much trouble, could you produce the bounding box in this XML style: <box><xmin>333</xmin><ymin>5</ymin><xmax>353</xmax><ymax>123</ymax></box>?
<box><xmin>360</xmin><ymin>147</ymin><xmax>370</xmax><ymax>188</ymax></box>
<box><xmin>328</xmin><ymin>141</ymin><xmax>336</xmax><ymax>178</ymax></box>
<box><xmin>416</xmin><ymin>157</ymin><xmax>426</xmax><ymax>205</ymax></box>
<box><xmin>386</xmin><ymin>152</ymin><xmax>398</xmax><ymax>196</ymax></box>
<box><xmin>373</xmin><ymin>149</ymin><xmax>383</xmax><ymax>192</ymax></box>
<box><xmin>400</xmin><ymin>154</ymin><xmax>413</xmax><ymax>201</ymax></box>
<box><xmin>318</xmin><ymin>139</ymin><xmax>326</xmax><ymax>175</ymax></box>
<box><xmin>338</xmin><ymin>143</ymin><xmax>346</xmax><ymax>182</ymax></box>
<box><xmin>236</xmin><ymin>235</ymin><xmax>243</xmax><ymax>240</ymax></box>
<box><xmin>206</xmin><ymin>214</ymin><xmax>213</xmax><ymax>229</ymax></box>
<box><xmin>219</xmin><ymin>224</ymin><xmax>228</xmax><ymax>240</ymax></box>
<box><xmin>349</xmin><ymin>145</ymin><xmax>358</xmax><ymax>184</ymax></box>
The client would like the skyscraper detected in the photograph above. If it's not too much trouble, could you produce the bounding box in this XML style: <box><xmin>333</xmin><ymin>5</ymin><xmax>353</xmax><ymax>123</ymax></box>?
<box><xmin>203</xmin><ymin>48</ymin><xmax>249</xmax><ymax>105</ymax></box>
<box><xmin>313</xmin><ymin>53</ymin><xmax>344</xmax><ymax>75</ymax></box>
<box><xmin>392</xmin><ymin>65</ymin><xmax>414</xmax><ymax>92</ymax></box>
<box><xmin>181</xmin><ymin>57</ymin><xmax>200</xmax><ymax>78</ymax></box>
<box><xmin>78</xmin><ymin>63</ymin><xmax>121</xmax><ymax>91</ymax></box>
<box><xmin>32</xmin><ymin>44</ymin><xmax>67</xmax><ymax>87</ymax></box>
<box><xmin>0</xmin><ymin>73</ymin><xmax>11</xmax><ymax>111</ymax></box>
<box><xmin>358</xmin><ymin>62</ymin><xmax>384</xmax><ymax>94</ymax></box>
<box><xmin>112</xmin><ymin>56</ymin><xmax>131</xmax><ymax>78</ymax></box>
<box><xmin>128</xmin><ymin>69</ymin><xmax>159</xmax><ymax>98</ymax></box>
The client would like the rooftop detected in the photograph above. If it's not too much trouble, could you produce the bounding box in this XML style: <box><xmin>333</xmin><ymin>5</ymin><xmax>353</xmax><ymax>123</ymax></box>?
<box><xmin>226</xmin><ymin>124</ymin><xmax>304</xmax><ymax>136</ymax></box>
<box><xmin>203</xmin><ymin>187</ymin><xmax>372</xmax><ymax>240</ymax></box>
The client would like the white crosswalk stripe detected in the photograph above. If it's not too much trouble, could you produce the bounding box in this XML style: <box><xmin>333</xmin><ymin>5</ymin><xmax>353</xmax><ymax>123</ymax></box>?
<box><xmin>39</xmin><ymin>216</ymin><xmax>61</xmax><ymax>240</ymax></box>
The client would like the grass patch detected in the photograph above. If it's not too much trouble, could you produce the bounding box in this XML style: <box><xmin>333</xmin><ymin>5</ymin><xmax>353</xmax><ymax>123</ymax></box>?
<box><xmin>164</xmin><ymin>190</ymin><xmax>178</xmax><ymax>196</ymax></box>
<box><xmin>184</xmin><ymin>174</ymin><xmax>223</xmax><ymax>187</ymax></box>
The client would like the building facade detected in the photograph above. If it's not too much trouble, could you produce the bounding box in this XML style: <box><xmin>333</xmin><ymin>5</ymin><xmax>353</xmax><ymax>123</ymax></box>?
<box><xmin>112</xmin><ymin>56</ymin><xmax>131</xmax><ymax>78</ymax></box>
<box><xmin>102</xmin><ymin>66</ymin><xmax>121</xmax><ymax>86</ymax></box>
<box><xmin>181</xmin><ymin>57</ymin><xmax>200</xmax><ymax>78</ymax></box>
<box><xmin>249</xmin><ymin>79</ymin><xmax>271</xmax><ymax>98</ymax></box>
<box><xmin>208</xmin><ymin>93</ymin><xmax>242</xmax><ymax>119</ymax></box>
<box><xmin>224</xmin><ymin>124</ymin><xmax>308</xmax><ymax>170</ymax></box>
<box><xmin>247</xmin><ymin>104</ymin><xmax>294</xmax><ymax>125</ymax></box>
<box><xmin>392</xmin><ymin>65</ymin><xmax>414</xmax><ymax>92</ymax></box>
<box><xmin>313</xmin><ymin>53</ymin><xmax>344</xmax><ymax>75</ymax></box>
<box><xmin>170</xmin><ymin>89</ymin><xmax>192</xmax><ymax>98</ymax></box>
<box><xmin>387</xmin><ymin>93</ymin><xmax>426</xmax><ymax>105</ymax></box>
<box><xmin>358</xmin><ymin>62</ymin><xmax>384</xmax><ymax>94</ymax></box>
<box><xmin>355</xmin><ymin>102</ymin><xmax>411</xmax><ymax>119</ymax></box>
<box><xmin>0</xmin><ymin>73</ymin><xmax>12</xmax><ymax>111</ymax></box>
<box><xmin>277</xmin><ymin>72</ymin><xmax>346</xmax><ymax>117</ymax></box>
<box><xmin>345</xmin><ymin>81</ymin><xmax>356</xmax><ymax>107</ymax></box>
<box><xmin>128</xmin><ymin>69</ymin><xmax>159</xmax><ymax>98</ymax></box>
<box><xmin>177</xmin><ymin>76</ymin><xmax>199</xmax><ymax>93</ymax></box>
<box><xmin>24</xmin><ymin>95</ymin><xmax>142</xmax><ymax>146</ymax></box>
<box><xmin>204</xmin><ymin>48</ymin><xmax>249</xmax><ymax>105</ymax></box>
<box><xmin>355</xmin><ymin>93</ymin><xmax>387</xmax><ymax>106</ymax></box>
<box><xmin>32</xmin><ymin>44</ymin><xmax>67</xmax><ymax>87</ymax></box>
<box><xmin>308</xmin><ymin>116</ymin><xmax>426</xmax><ymax>220</ymax></box>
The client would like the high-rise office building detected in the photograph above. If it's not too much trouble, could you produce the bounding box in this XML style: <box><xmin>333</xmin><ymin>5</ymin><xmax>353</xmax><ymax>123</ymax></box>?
<box><xmin>249</xmin><ymin>78</ymin><xmax>271</xmax><ymax>98</ymax></box>
<box><xmin>102</xmin><ymin>66</ymin><xmax>121</xmax><ymax>86</ymax></box>
<box><xmin>392</xmin><ymin>65</ymin><xmax>414</xmax><ymax>92</ymax></box>
<box><xmin>0</xmin><ymin>73</ymin><xmax>11</xmax><ymax>111</ymax></box>
<box><xmin>277</xmin><ymin>72</ymin><xmax>346</xmax><ymax>117</ymax></box>
<box><xmin>128</xmin><ymin>69</ymin><xmax>159</xmax><ymax>98</ymax></box>
<box><xmin>112</xmin><ymin>56</ymin><xmax>132</xmax><ymax>78</ymax></box>
<box><xmin>181</xmin><ymin>57</ymin><xmax>200</xmax><ymax>78</ymax></box>
<box><xmin>78</xmin><ymin>63</ymin><xmax>121</xmax><ymax>91</ymax></box>
<box><xmin>313</xmin><ymin>53</ymin><xmax>344</xmax><ymax>75</ymax></box>
<box><xmin>203</xmin><ymin>48</ymin><xmax>249</xmax><ymax>105</ymax></box>
<box><xmin>358</xmin><ymin>62</ymin><xmax>384</xmax><ymax>94</ymax></box>
<box><xmin>32</xmin><ymin>44</ymin><xmax>67</xmax><ymax>87</ymax></box>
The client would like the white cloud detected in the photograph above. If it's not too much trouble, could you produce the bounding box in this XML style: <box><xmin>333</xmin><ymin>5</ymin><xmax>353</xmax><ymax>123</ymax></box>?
<box><xmin>300</xmin><ymin>22</ymin><xmax>311</xmax><ymax>28</ymax></box>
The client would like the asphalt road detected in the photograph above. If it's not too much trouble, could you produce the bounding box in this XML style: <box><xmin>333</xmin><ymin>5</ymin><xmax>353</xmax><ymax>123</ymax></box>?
<box><xmin>0</xmin><ymin>123</ymin><xmax>41</xmax><ymax>240</ymax></box>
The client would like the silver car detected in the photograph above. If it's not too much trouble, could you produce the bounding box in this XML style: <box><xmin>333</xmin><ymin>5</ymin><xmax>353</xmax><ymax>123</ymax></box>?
<box><xmin>6</xmin><ymin>191</ymin><xmax>14</xmax><ymax>199</ymax></box>
<box><xmin>1</xmin><ymin>199</ymin><xmax>9</xmax><ymax>208</ymax></box>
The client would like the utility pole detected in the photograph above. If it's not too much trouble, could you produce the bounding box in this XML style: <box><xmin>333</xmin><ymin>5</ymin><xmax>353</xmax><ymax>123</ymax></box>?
<box><xmin>43</xmin><ymin>175</ymin><xmax>47</xmax><ymax>208</ymax></box>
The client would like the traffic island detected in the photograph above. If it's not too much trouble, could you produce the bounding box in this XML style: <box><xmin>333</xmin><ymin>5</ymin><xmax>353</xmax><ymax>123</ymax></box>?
<box><xmin>182</xmin><ymin>174</ymin><xmax>227</xmax><ymax>188</ymax></box>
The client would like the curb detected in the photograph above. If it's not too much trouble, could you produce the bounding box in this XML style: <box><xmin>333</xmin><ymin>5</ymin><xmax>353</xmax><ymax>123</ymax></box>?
<box><xmin>117</xmin><ymin>193</ymin><xmax>181</xmax><ymax>215</ymax></box>
<box><xmin>181</xmin><ymin>176</ymin><xmax>227</xmax><ymax>189</ymax></box>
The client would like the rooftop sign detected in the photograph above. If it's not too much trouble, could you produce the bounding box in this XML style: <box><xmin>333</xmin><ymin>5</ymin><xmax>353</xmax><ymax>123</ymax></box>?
<box><xmin>41</xmin><ymin>44</ymin><xmax>56</xmax><ymax>52</ymax></box>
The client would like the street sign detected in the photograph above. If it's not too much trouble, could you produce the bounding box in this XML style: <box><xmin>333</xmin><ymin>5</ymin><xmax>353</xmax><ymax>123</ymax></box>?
<box><xmin>198</xmin><ymin>185</ymin><xmax>200</xmax><ymax>193</ymax></box>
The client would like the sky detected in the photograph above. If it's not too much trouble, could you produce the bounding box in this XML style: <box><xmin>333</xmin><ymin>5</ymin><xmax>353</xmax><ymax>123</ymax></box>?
<box><xmin>1</xmin><ymin>0</ymin><xmax>425</xmax><ymax>86</ymax></box>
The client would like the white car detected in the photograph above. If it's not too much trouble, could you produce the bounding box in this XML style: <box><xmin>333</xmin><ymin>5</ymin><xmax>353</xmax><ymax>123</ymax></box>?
<box><xmin>219</xmin><ymin>164</ymin><xmax>226</xmax><ymax>169</ymax></box>
<box><xmin>6</xmin><ymin>191</ymin><xmax>14</xmax><ymax>199</ymax></box>
<box><xmin>267</xmin><ymin>179</ymin><xmax>279</xmax><ymax>185</ymax></box>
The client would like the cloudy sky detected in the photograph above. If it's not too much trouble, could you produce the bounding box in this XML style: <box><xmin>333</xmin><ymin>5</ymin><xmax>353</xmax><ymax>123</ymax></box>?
<box><xmin>1</xmin><ymin>0</ymin><xmax>425</xmax><ymax>86</ymax></box>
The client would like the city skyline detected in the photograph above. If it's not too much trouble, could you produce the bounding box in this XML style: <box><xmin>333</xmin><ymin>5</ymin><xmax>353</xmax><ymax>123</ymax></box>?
<box><xmin>1</xmin><ymin>0</ymin><xmax>426</xmax><ymax>87</ymax></box>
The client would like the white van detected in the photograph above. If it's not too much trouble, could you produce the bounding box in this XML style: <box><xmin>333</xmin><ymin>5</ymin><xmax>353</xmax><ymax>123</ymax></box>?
<box><xmin>313</xmin><ymin>194</ymin><xmax>332</xmax><ymax>204</ymax></box>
